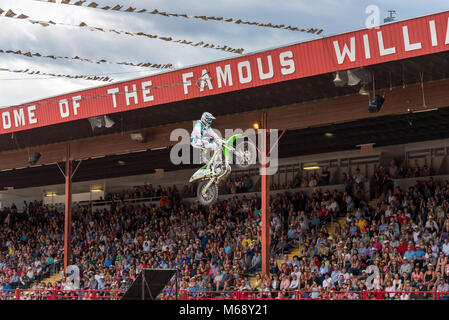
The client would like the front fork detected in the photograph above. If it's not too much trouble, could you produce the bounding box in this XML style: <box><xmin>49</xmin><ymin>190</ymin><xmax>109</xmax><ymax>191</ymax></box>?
<box><xmin>202</xmin><ymin>177</ymin><xmax>216</xmax><ymax>195</ymax></box>
<box><xmin>202</xmin><ymin>163</ymin><xmax>230</xmax><ymax>195</ymax></box>
<box><xmin>202</xmin><ymin>143</ymin><xmax>233</xmax><ymax>194</ymax></box>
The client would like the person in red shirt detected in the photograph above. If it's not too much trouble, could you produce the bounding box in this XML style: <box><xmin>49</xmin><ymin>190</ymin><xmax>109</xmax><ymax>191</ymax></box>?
<box><xmin>373</xmin><ymin>287</ymin><xmax>385</xmax><ymax>300</ymax></box>
<box><xmin>318</xmin><ymin>206</ymin><xmax>329</xmax><ymax>222</ymax></box>
<box><xmin>398</xmin><ymin>211</ymin><xmax>410</xmax><ymax>225</ymax></box>
<box><xmin>397</xmin><ymin>239</ymin><xmax>408</xmax><ymax>256</ymax></box>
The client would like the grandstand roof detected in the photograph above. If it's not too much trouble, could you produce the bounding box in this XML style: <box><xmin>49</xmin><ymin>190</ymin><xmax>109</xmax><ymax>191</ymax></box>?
<box><xmin>2</xmin><ymin>10</ymin><xmax>449</xmax><ymax>189</ymax></box>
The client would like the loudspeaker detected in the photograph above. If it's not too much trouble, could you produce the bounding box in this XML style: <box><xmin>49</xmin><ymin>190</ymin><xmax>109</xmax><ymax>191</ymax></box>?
<box><xmin>28</xmin><ymin>152</ymin><xmax>41</xmax><ymax>165</ymax></box>
<box><xmin>368</xmin><ymin>94</ymin><xmax>385</xmax><ymax>113</ymax></box>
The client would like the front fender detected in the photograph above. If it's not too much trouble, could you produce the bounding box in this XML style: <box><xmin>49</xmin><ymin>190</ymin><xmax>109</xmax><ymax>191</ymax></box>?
<box><xmin>189</xmin><ymin>167</ymin><xmax>211</xmax><ymax>183</ymax></box>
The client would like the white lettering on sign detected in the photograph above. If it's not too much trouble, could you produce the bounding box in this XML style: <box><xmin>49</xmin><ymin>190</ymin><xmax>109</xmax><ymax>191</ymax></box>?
<box><xmin>257</xmin><ymin>55</ymin><xmax>274</xmax><ymax>80</ymax></box>
<box><xmin>237</xmin><ymin>61</ymin><xmax>252</xmax><ymax>84</ymax></box>
<box><xmin>1</xmin><ymin>105</ymin><xmax>38</xmax><ymax>130</ymax></box>
<box><xmin>108</xmin><ymin>88</ymin><xmax>119</xmax><ymax>108</ymax></box>
<box><xmin>72</xmin><ymin>96</ymin><xmax>81</xmax><ymax>116</ymax></box>
<box><xmin>182</xmin><ymin>72</ymin><xmax>194</xmax><ymax>95</ymax></box>
<box><xmin>13</xmin><ymin>108</ymin><xmax>25</xmax><ymax>128</ymax></box>
<box><xmin>184</xmin><ymin>50</ymin><xmax>296</xmax><ymax>94</ymax></box>
<box><xmin>59</xmin><ymin>99</ymin><xmax>70</xmax><ymax>118</ymax></box>
<box><xmin>2</xmin><ymin>112</ymin><xmax>11</xmax><ymax>129</ymax></box>
<box><xmin>107</xmin><ymin>81</ymin><xmax>156</xmax><ymax>108</ymax></box>
<box><xmin>429</xmin><ymin>20</ymin><xmax>438</xmax><ymax>46</ymax></box>
<box><xmin>216</xmin><ymin>64</ymin><xmax>233</xmax><ymax>88</ymax></box>
<box><xmin>445</xmin><ymin>17</ymin><xmax>449</xmax><ymax>44</ymax></box>
<box><xmin>334</xmin><ymin>37</ymin><xmax>356</xmax><ymax>64</ymax></box>
<box><xmin>279</xmin><ymin>51</ymin><xmax>295</xmax><ymax>75</ymax></box>
<box><xmin>199</xmin><ymin>69</ymin><xmax>213</xmax><ymax>92</ymax></box>
<box><xmin>333</xmin><ymin>20</ymin><xmax>449</xmax><ymax>65</ymax></box>
<box><xmin>28</xmin><ymin>105</ymin><xmax>37</xmax><ymax>124</ymax></box>
<box><xmin>363</xmin><ymin>34</ymin><xmax>371</xmax><ymax>59</ymax></box>
<box><xmin>141</xmin><ymin>81</ymin><xmax>154</xmax><ymax>102</ymax></box>
<box><xmin>377</xmin><ymin>31</ymin><xmax>396</xmax><ymax>56</ymax></box>
<box><xmin>59</xmin><ymin>97</ymin><xmax>83</xmax><ymax>118</ymax></box>
<box><xmin>402</xmin><ymin>26</ymin><xmax>422</xmax><ymax>52</ymax></box>
<box><xmin>125</xmin><ymin>84</ymin><xmax>138</xmax><ymax>106</ymax></box>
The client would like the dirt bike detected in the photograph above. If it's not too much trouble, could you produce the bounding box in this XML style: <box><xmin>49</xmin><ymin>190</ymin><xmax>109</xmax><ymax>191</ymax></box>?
<box><xmin>189</xmin><ymin>134</ymin><xmax>257</xmax><ymax>205</ymax></box>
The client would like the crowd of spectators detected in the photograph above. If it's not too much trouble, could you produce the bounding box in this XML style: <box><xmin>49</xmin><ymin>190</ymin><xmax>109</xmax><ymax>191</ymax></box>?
<box><xmin>105</xmin><ymin>184</ymin><xmax>181</xmax><ymax>203</ymax></box>
<box><xmin>103</xmin><ymin>160</ymin><xmax>434</xmax><ymax>203</ymax></box>
<box><xmin>0</xmin><ymin>201</ymin><xmax>63</xmax><ymax>291</ymax></box>
<box><xmin>256</xmin><ymin>177</ymin><xmax>449</xmax><ymax>300</ymax></box>
<box><xmin>271</xmin><ymin>166</ymin><xmax>332</xmax><ymax>191</ymax></box>
<box><xmin>103</xmin><ymin>175</ymin><xmax>254</xmax><ymax>202</ymax></box>
<box><xmin>2</xmin><ymin>158</ymin><xmax>449</xmax><ymax>300</ymax></box>
<box><xmin>220</xmin><ymin>175</ymin><xmax>254</xmax><ymax>195</ymax></box>
<box><xmin>0</xmin><ymin>183</ymin><xmax>348</xmax><ymax>299</ymax></box>
<box><xmin>369</xmin><ymin>161</ymin><xmax>432</xmax><ymax>199</ymax></box>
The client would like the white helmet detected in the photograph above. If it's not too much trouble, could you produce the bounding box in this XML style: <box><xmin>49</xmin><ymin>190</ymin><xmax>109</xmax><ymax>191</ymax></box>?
<box><xmin>200</xmin><ymin>112</ymin><xmax>215</xmax><ymax>126</ymax></box>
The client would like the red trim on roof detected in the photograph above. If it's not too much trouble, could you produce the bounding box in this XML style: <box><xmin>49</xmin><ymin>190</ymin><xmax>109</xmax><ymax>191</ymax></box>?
<box><xmin>1</xmin><ymin>10</ymin><xmax>449</xmax><ymax>134</ymax></box>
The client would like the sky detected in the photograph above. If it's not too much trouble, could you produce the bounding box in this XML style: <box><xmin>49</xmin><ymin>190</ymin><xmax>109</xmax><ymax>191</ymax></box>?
<box><xmin>0</xmin><ymin>0</ymin><xmax>449</xmax><ymax>107</ymax></box>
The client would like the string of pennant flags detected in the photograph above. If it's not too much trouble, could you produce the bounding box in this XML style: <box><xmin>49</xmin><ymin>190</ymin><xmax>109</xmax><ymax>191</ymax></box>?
<box><xmin>32</xmin><ymin>0</ymin><xmax>324</xmax><ymax>35</ymax></box>
<box><xmin>0</xmin><ymin>66</ymin><xmax>113</xmax><ymax>82</ymax></box>
<box><xmin>0</xmin><ymin>8</ymin><xmax>245</xmax><ymax>54</ymax></box>
<box><xmin>0</xmin><ymin>72</ymin><xmax>211</xmax><ymax>108</ymax></box>
<box><xmin>0</xmin><ymin>48</ymin><xmax>173</xmax><ymax>70</ymax></box>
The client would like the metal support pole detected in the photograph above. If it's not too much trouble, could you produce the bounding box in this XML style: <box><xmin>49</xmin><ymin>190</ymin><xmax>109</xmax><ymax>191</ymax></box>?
<box><xmin>64</xmin><ymin>144</ymin><xmax>73</xmax><ymax>272</ymax></box>
<box><xmin>142</xmin><ymin>271</ymin><xmax>145</xmax><ymax>300</ymax></box>
<box><xmin>175</xmin><ymin>270</ymin><xmax>179</xmax><ymax>300</ymax></box>
<box><xmin>261</xmin><ymin>112</ymin><xmax>270</xmax><ymax>277</ymax></box>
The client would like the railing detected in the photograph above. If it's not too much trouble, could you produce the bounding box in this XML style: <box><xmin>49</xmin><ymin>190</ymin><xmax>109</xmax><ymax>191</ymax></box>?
<box><xmin>0</xmin><ymin>289</ymin><xmax>125</xmax><ymax>300</ymax></box>
<box><xmin>90</xmin><ymin>196</ymin><xmax>162</xmax><ymax>209</ymax></box>
<box><xmin>159</xmin><ymin>289</ymin><xmax>449</xmax><ymax>301</ymax></box>
<box><xmin>2</xmin><ymin>288</ymin><xmax>448</xmax><ymax>300</ymax></box>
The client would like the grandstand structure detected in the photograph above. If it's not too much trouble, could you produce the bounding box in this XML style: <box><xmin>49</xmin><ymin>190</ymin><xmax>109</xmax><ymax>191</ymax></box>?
<box><xmin>2</xmin><ymin>10</ymin><xmax>449</xmax><ymax>299</ymax></box>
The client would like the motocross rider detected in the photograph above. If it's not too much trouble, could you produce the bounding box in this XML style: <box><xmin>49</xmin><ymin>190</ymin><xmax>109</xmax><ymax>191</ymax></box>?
<box><xmin>190</xmin><ymin>112</ymin><xmax>222</xmax><ymax>166</ymax></box>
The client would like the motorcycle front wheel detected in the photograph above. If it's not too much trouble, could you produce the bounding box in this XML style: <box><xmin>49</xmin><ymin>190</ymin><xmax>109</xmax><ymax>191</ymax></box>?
<box><xmin>197</xmin><ymin>180</ymin><xmax>218</xmax><ymax>206</ymax></box>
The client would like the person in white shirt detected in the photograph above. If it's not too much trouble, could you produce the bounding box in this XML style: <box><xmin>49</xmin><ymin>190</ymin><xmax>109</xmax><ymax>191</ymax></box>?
<box><xmin>142</xmin><ymin>240</ymin><xmax>151</xmax><ymax>252</ymax></box>
<box><xmin>425</xmin><ymin>217</ymin><xmax>439</xmax><ymax>233</ymax></box>
<box><xmin>413</xmin><ymin>226</ymin><xmax>421</xmax><ymax>244</ymax></box>
<box><xmin>309</xmin><ymin>177</ymin><xmax>317</xmax><ymax>188</ymax></box>
<box><xmin>353</xmin><ymin>168</ymin><xmax>364</xmax><ymax>188</ymax></box>
<box><xmin>392</xmin><ymin>274</ymin><xmax>403</xmax><ymax>291</ymax></box>
<box><xmin>289</xmin><ymin>275</ymin><xmax>299</xmax><ymax>291</ymax></box>
<box><xmin>291</xmin><ymin>265</ymin><xmax>301</xmax><ymax>280</ymax></box>
<box><xmin>385</xmin><ymin>280</ymin><xmax>397</xmax><ymax>299</ymax></box>
<box><xmin>442</xmin><ymin>238</ymin><xmax>449</xmax><ymax>257</ymax></box>
<box><xmin>270</xmin><ymin>274</ymin><xmax>280</xmax><ymax>292</ymax></box>
<box><xmin>327</xmin><ymin>199</ymin><xmax>339</xmax><ymax>217</ymax></box>
<box><xmin>341</xmin><ymin>268</ymin><xmax>351</xmax><ymax>281</ymax></box>
<box><xmin>322</xmin><ymin>274</ymin><xmax>333</xmax><ymax>290</ymax></box>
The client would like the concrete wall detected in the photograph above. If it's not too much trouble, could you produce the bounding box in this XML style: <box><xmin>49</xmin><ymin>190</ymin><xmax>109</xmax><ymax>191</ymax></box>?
<box><xmin>393</xmin><ymin>175</ymin><xmax>449</xmax><ymax>190</ymax></box>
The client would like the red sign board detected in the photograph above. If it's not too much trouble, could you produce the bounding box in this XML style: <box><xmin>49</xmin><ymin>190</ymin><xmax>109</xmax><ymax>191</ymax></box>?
<box><xmin>2</xmin><ymin>10</ymin><xmax>449</xmax><ymax>134</ymax></box>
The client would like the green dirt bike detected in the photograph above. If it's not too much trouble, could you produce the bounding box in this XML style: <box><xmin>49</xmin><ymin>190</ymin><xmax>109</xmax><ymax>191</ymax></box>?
<box><xmin>189</xmin><ymin>134</ymin><xmax>257</xmax><ymax>205</ymax></box>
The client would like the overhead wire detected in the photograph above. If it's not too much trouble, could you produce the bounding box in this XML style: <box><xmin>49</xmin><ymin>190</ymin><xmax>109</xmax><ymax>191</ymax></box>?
<box><xmin>0</xmin><ymin>72</ymin><xmax>214</xmax><ymax>108</ymax></box>
<box><xmin>0</xmin><ymin>8</ymin><xmax>245</xmax><ymax>54</ymax></box>
<box><xmin>0</xmin><ymin>48</ymin><xmax>173</xmax><ymax>70</ymax></box>
<box><xmin>31</xmin><ymin>0</ymin><xmax>324</xmax><ymax>35</ymax></box>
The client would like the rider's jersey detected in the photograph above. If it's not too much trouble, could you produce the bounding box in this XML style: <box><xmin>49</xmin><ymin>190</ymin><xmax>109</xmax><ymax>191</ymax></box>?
<box><xmin>190</xmin><ymin>121</ymin><xmax>219</xmax><ymax>147</ymax></box>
